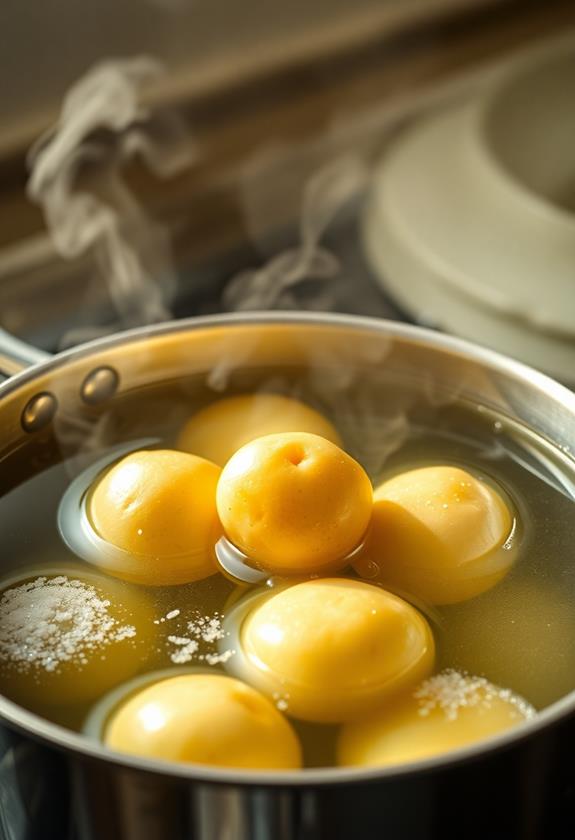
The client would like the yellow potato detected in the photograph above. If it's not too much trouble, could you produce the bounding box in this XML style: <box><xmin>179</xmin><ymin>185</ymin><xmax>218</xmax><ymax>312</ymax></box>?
<box><xmin>0</xmin><ymin>569</ymin><xmax>154</xmax><ymax>707</ymax></box>
<box><xmin>105</xmin><ymin>673</ymin><xmax>302</xmax><ymax>770</ymax></box>
<box><xmin>354</xmin><ymin>465</ymin><xmax>515</xmax><ymax>604</ymax></box>
<box><xmin>338</xmin><ymin>670</ymin><xmax>534</xmax><ymax>767</ymax></box>
<box><xmin>178</xmin><ymin>393</ymin><xmax>341</xmax><ymax>466</ymax></box>
<box><xmin>229</xmin><ymin>578</ymin><xmax>434</xmax><ymax>723</ymax></box>
<box><xmin>88</xmin><ymin>449</ymin><xmax>221</xmax><ymax>585</ymax></box>
<box><xmin>217</xmin><ymin>433</ymin><xmax>372</xmax><ymax>575</ymax></box>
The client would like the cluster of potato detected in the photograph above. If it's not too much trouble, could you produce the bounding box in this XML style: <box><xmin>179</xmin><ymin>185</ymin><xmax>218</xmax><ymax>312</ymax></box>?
<box><xmin>0</xmin><ymin>393</ymin><xmax>532</xmax><ymax>771</ymax></box>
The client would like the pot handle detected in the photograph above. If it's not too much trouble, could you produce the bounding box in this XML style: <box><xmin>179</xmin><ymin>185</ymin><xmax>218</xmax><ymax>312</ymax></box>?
<box><xmin>0</xmin><ymin>327</ymin><xmax>52</xmax><ymax>381</ymax></box>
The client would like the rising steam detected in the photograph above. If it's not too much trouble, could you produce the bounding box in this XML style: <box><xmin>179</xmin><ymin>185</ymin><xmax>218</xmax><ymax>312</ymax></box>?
<box><xmin>27</xmin><ymin>57</ymin><xmax>195</xmax><ymax>341</ymax></box>
<box><xmin>206</xmin><ymin>154</ymin><xmax>369</xmax><ymax>391</ymax></box>
<box><xmin>224</xmin><ymin>155</ymin><xmax>369</xmax><ymax>310</ymax></box>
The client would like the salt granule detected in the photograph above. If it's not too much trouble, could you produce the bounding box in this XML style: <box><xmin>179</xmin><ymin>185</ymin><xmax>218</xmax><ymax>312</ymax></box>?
<box><xmin>414</xmin><ymin>669</ymin><xmax>536</xmax><ymax>722</ymax></box>
<box><xmin>0</xmin><ymin>576</ymin><xmax>136</xmax><ymax>675</ymax></box>
<box><xmin>154</xmin><ymin>608</ymin><xmax>181</xmax><ymax>625</ymax></box>
<box><xmin>204</xmin><ymin>649</ymin><xmax>235</xmax><ymax>666</ymax></box>
<box><xmin>167</xmin><ymin>636</ymin><xmax>199</xmax><ymax>664</ymax></box>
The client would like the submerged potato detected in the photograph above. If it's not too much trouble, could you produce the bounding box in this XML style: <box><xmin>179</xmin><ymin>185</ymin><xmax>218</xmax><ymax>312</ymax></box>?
<box><xmin>338</xmin><ymin>670</ymin><xmax>534</xmax><ymax>767</ymax></box>
<box><xmin>0</xmin><ymin>569</ymin><xmax>153</xmax><ymax>707</ymax></box>
<box><xmin>354</xmin><ymin>465</ymin><xmax>516</xmax><ymax>604</ymax></box>
<box><xmin>104</xmin><ymin>673</ymin><xmax>302</xmax><ymax>770</ymax></box>
<box><xmin>227</xmin><ymin>578</ymin><xmax>434</xmax><ymax>723</ymax></box>
<box><xmin>178</xmin><ymin>393</ymin><xmax>342</xmax><ymax>466</ymax></box>
<box><xmin>88</xmin><ymin>449</ymin><xmax>221</xmax><ymax>585</ymax></box>
<box><xmin>217</xmin><ymin>433</ymin><xmax>372</xmax><ymax>575</ymax></box>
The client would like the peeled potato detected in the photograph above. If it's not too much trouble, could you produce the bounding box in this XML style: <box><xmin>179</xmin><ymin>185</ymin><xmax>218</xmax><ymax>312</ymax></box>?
<box><xmin>178</xmin><ymin>393</ymin><xmax>342</xmax><ymax>466</ymax></box>
<box><xmin>105</xmin><ymin>673</ymin><xmax>302</xmax><ymax>770</ymax></box>
<box><xmin>338</xmin><ymin>670</ymin><xmax>534</xmax><ymax>767</ymax></box>
<box><xmin>88</xmin><ymin>449</ymin><xmax>221</xmax><ymax>585</ymax></box>
<box><xmin>216</xmin><ymin>432</ymin><xmax>373</xmax><ymax>574</ymax></box>
<box><xmin>354</xmin><ymin>465</ymin><xmax>515</xmax><ymax>604</ymax></box>
<box><xmin>226</xmin><ymin>578</ymin><xmax>434</xmax><ymax>722</ymax></box>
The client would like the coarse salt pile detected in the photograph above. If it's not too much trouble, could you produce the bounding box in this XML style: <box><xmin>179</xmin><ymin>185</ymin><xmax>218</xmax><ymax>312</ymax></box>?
<box><xmin>414</xmin><ymin>669</ymin><xmax>536</xmax><ymax>721</ymax></box>
<box><xmin>0</xmin><ymin>576</ymin><xmax>136</xmax><ymax>675</ymax></box>
<box><xmin>161</xmin><ymin>610</ymin><xmax>235</xmax><ymax>666</ymax></box>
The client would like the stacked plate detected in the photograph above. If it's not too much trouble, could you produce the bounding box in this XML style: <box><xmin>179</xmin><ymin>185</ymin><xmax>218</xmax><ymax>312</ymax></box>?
<box><xmin>363</xmin><ymin>37</ymin><xmax>575</xmax><ymax>383</ymax></box>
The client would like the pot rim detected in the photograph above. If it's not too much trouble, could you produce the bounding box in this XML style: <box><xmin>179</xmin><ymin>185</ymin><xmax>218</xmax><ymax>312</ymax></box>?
<box><xmin>1</xmin><ymin>310</ymin><xmax>575</xmax><ymax>787</ymax></box>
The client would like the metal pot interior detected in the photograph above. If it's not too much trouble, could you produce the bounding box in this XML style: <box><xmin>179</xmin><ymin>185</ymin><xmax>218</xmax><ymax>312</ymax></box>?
<box><xmin>1</xmin><ymin>312</ymin><xmax>575</xmax><ymax>785</ymax></box>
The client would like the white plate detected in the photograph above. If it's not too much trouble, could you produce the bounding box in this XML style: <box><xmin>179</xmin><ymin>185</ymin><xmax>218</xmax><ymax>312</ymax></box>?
<box><xmin>362</xmin><ymin>37</ymin><xmax>575</xmax><ymax>383</ymax></box>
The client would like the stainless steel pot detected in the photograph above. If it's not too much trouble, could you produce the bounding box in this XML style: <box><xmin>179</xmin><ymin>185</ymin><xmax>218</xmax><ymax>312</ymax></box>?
<box><xmin>1</xmin><ymin>312</ymin><xmax>575</xmax><ymax>840</ymax></box>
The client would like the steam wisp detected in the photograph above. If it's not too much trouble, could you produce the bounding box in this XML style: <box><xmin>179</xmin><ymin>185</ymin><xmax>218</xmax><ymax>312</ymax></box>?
<box><xmin>27</xmin><ymin>57</ymin><xmax>195</xmax><ymax>341</ymax></box>
<box><xmin>224</xmin><ymin>155</ymin><xmax>368</xmax><ymax>310</ymax></box>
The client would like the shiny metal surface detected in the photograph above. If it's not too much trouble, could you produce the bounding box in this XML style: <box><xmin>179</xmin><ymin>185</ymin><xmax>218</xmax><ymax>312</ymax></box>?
<box><xmin>0</xmin><ymin>312</ymin><xmax>575</xmax><ymax>838</ymax></box>
<box><xmin>80</xmin><ymin>366</ymin><xmax>120</xmax><ymax>406</ymax></box>
<box><xmin>20</xmin><ymin>391</ymin><xmax>58</xmax><ymax>433</ymax></box>
<box><xmin>0</xmin><ymin>727</ymin><xmax>70</xmax><ymax>840</ymax></box>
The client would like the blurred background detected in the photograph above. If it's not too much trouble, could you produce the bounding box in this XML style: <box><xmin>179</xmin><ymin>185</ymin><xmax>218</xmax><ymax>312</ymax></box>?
<box><xmin>1</xmin><ymin>0</ymin><xmax>574</xmax><ymax>380</ymax></box>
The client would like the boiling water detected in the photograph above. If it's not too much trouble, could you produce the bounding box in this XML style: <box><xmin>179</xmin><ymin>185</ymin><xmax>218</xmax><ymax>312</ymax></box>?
<box><xmin>1</xmin><ymin>370</ymin><xmax>575</xmax><ymax>768</ymax></box>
